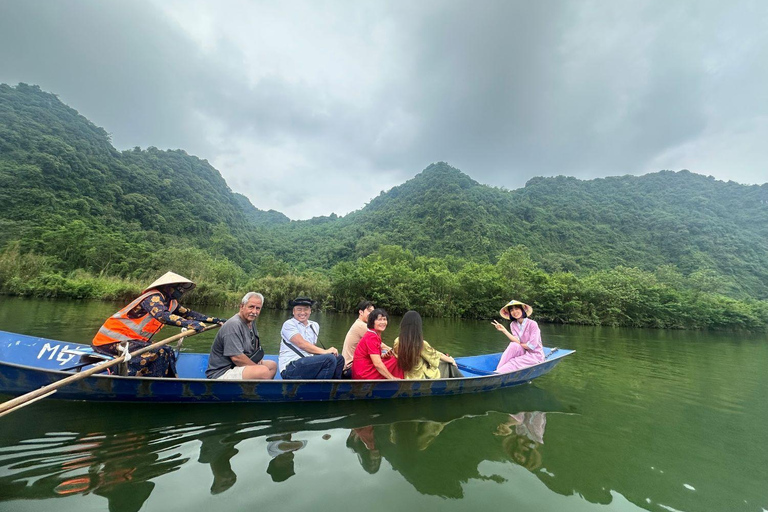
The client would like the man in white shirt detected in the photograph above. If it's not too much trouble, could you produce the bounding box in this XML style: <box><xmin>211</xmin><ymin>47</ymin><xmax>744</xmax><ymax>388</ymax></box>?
<box><xmin>279</xmin><ymin>297</ymin><xmax>345</xmax><ymax>379</ymax></box>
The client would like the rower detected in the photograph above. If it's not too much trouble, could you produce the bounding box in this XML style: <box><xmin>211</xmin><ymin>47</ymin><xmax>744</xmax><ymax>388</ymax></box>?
<box><xmin>91</xmin><ymin>271</ymin><xmax>224</xmax><ymax>377</ymax></box>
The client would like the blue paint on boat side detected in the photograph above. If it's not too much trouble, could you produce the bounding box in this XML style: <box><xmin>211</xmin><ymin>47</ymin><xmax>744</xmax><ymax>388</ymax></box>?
<box><xmin>0</xmin><ymin>329</ymin><xmax>574</xmax><ymax>403</ymax></box>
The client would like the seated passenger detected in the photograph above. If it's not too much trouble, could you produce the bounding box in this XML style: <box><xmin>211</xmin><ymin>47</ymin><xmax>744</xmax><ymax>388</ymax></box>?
<box><xmin>342</xmin><ymin>300</ymin><xmax>391</xmax><ymax>373</ymax></box>
<box><xmin>491</xmin><ymin>300</ymin><xmax>545</xmax><ymax>373</ymax></box>
<box><xmin>279</xmin><ymin>297</ymin><xmax>345</xmax><ymax>380</ymax></box>
<box><xmin>351</xmin><ymin>309</ymin><xmax>403</xmax><ymax>380</ymax></box>
<box><xmin>206</xmin><ymin>292</ymin><xmax>277</xmax><ymax>380</ymax></box>
<box><xmin>393</xmin><ymin>310</ymin><xmax>460</xmax><ymax>379</ymax></box>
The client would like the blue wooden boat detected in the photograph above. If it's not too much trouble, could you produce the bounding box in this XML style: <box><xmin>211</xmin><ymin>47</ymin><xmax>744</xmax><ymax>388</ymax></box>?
<box><xmin>0</xmin><ymin>329</ymin><xmax>574</xmax><ymax>403</ymax></box>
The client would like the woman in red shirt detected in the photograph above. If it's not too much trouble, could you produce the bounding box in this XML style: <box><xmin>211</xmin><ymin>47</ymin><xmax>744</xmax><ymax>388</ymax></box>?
<box><xmin>351</xmin><ymin>309</ymin><xmax>403</xmax><ymax>380</ymax></box>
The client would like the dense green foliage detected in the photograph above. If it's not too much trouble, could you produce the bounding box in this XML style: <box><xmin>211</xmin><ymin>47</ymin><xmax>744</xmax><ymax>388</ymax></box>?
<box><xmin>1</xmin><ymin>83</ymin><xmax>767</xmax><ymax>330</ymax></box>
<box><xmin>270</xmin><ymin>163</ymin><xmax>768</xmax><ymax>300</ymax></box>
<box><xmin>0</xmin><ymin>83</ymin><xmax>286</xmax><ymax>279</ymax></box>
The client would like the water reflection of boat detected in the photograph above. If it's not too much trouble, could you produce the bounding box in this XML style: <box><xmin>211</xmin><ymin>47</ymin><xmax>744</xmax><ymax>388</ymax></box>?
<box><xmin>0</xmin><ymin>386</ymin><xmax>573</xmax><ymax>508</ymax></box>
<box><xmin>345</xmin><ymin>409</ymin><xmax>556</xmax><ymax>498</ymax></box>
<box><xmin>0</xmin><ymin>329</ymin><xmax>573</xmax><ymax>403</ymax></box>
<box><xmin>0</xmin><ymin>429</ymin><xmax>189</xmax><ymax>512</ymax></box>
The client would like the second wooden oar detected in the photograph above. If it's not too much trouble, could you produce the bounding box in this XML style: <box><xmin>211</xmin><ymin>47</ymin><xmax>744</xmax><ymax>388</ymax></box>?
<box><xmin>0</xmin><ymin>323</ymin><xmax>220</xmax><ymax>418</ymax></box>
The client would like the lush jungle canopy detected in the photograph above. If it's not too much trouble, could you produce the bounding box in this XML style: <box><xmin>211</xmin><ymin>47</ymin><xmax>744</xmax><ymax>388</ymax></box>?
<box><xmin>1</xmin><ymin>83</ymin><xmax>767</xmax><ymax>329</ymax></box>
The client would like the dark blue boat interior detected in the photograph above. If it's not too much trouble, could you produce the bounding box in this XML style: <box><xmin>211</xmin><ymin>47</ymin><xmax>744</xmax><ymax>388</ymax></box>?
<box><xmin>0</xmin><ymin>330</ymin><xmax>519</xmax><ymax>378</ymax></box>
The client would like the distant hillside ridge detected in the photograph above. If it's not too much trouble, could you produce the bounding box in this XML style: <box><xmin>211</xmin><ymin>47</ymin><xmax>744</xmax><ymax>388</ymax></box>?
<box><xmin>0</xmin><ymin>83</ymin><xmax>287</xmax><ymax>277</ymax></box>
<box><xmin>1</xmin><ymin>83</ymin><xmax>767</xmax><ymax>302</ymax></box>
<box><xmin>274</xmin><ymin>161</ymin><xmax>768</xmax><ymax>298</ymax></box>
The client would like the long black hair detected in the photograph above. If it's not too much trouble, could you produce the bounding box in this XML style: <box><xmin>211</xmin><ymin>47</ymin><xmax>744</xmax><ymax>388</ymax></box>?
<box><xmin>397</xmin><ymin>310</ymin><xmax>423</xmax><ymax>373</ymax></box>
<box><xmin>507</xmin><ymin>304</ymin><xmax>527</xmax><ymax>320</ymax></box>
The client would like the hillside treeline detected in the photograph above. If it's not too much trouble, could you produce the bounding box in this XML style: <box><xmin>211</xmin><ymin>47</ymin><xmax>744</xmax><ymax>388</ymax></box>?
<box><xmin>2</xmin><ymin>243</ymin><xmax>765</xmax><ymax>330</ymax></box>
<box><xmin>1</xmin><ymin>83</ymin><xmax>767</xmax><ymax>330</ymax></box>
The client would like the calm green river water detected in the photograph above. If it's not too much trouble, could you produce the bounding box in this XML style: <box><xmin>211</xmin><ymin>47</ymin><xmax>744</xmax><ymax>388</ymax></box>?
<box><xmin>0</xmin><ymin>297</ymin><xmax>766</xmax><ymax>512</ymax></box>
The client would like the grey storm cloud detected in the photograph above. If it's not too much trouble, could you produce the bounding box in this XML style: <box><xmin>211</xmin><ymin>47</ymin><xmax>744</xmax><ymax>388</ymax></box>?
<box><xmin>1</xmin><ymin>0</ymin><xmax>766</xmax><ymax>218</ymax></box>
<box><xmin>0</xmin><ymin>0</ymin><xmax>210</xmax><ymax>151</ymax></box>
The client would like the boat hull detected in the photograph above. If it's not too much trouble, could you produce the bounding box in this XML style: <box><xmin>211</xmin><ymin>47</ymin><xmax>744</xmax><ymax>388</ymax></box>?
<box><xmin>0</xmin><ymin>330</ymin><xmax>573</xmax><ymax>403</ymax></box>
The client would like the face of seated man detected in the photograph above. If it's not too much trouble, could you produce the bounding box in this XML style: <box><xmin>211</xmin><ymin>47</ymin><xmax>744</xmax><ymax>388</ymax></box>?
<box><xmin>293</xmin><ymin>305</ymin><xmax>311</xmax><ymax>324</ymax></box>
<box><xmin>239</xmin><ymin>296</ymin><xmax>262</xmax><ymax>324</ymax></box>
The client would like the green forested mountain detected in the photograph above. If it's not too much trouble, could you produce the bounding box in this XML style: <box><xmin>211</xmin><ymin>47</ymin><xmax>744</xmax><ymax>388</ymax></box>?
<box><xmin>0</xmin><ymin>83</ymin><xmax>285</xmax><ymax>277</ymax></box>
<box><xmin>265</xmin><ymin>163</ymin><xmax>768</xmax><ymax>299</ymax></box>
<box><xmin>1</xmin><ymin>83</ymin><xmax>767</xmax><ymax>328</ymax></box>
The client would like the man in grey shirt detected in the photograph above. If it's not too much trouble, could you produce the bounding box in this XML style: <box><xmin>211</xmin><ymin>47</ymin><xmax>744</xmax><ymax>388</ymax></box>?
<box><xmin>206</xmin><ymin>292</ymin><xmax>277</xmax><ymax>379</ymax></box>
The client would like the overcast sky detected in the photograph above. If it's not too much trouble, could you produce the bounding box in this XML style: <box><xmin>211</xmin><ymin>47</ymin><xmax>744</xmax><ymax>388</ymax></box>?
<box><xmin>1</xmin><ymin>0</ymin><xmax>767</xmax><ymax>219</ymax></box>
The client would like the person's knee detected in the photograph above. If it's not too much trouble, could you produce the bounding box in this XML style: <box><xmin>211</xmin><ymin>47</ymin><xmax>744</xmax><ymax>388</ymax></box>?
<box><xmin>243</xmin><ymin>364</ymin><xmax>274</xmax><ymax>379</ymax></box>
<box><xmin>318</xmin><ymin>354</ymin><xmax>336</xmax><ymax>366</ymax></box>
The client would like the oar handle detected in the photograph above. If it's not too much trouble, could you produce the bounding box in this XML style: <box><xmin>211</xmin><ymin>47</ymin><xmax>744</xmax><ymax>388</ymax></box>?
<box><xmin>0</xmin><ymin>323</ymin><xmax>220</xmax><ymax>417</ymax></box>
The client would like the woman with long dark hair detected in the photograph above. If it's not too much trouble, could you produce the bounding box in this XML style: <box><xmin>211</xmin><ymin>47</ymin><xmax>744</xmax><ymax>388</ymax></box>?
<box><xmin>351</xmin><ymin>309</ymin><xmax>403</xmax><ymax>380</ymax></box>
<box><xmin>393</xmin><ymin>310</ymin><xmax>458</xmax><ymax>379</ymax></box>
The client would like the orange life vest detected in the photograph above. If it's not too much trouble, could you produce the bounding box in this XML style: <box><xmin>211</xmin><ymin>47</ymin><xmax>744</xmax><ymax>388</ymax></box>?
<box><xmin>92</xmin><ymin>289</ymin><xmax>178</xmax><ymax>346</ymax></box>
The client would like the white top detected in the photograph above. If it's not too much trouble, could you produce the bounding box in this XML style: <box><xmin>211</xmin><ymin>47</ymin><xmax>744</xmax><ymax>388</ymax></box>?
<box><xmin>279</xmin><ymin>317</ymin><xmax>320</xmax><ymax>373</ymax></box>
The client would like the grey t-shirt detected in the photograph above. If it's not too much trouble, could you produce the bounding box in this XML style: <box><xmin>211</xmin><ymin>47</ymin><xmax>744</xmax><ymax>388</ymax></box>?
<box><xmin>206</xmin><ymin>314</ymin><xmax>258</xmax><ymax>378</ymax></box>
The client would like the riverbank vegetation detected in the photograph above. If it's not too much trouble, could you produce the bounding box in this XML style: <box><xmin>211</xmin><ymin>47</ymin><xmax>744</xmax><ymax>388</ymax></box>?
<box><xmin>1</xmin><ymin>83</ymin><xmax>767</xmax><ymax>330</ymax></box>
<box><xmin>2</xmin><ymin>243</ymin><xmax>765</xmax><ymax>330</ymax></box>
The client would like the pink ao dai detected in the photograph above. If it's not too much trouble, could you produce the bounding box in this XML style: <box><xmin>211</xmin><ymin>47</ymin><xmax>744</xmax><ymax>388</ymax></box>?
<box><xmin>495</xmin><ymin>319</ymin><xmax>545</xmax><ymax>373</ymax></box>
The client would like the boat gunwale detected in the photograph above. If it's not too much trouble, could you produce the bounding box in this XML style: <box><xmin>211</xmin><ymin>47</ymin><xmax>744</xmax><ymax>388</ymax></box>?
<box><xmin>0</xmin><ymin>348</ymin><xmax>574</xmax><ymax>385</ymax></box>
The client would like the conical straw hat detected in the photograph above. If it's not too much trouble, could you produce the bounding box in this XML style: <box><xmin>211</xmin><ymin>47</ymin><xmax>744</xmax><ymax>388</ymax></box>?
<box><xmin>143</xmin><ymin>271</ymin><xmax>196</xmax><ymax>293</ymax></box>
<box><xmin>499</xmin><ymin>299</ymin><xmax>533</xmax><ymax>319</ymax></box>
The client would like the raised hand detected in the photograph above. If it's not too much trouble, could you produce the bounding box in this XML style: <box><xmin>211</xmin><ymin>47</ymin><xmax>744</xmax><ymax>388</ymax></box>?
<box><xmin>491</xmin><ymin>320</ymin><xmax>506</xmax><ymax>332</ymax></box>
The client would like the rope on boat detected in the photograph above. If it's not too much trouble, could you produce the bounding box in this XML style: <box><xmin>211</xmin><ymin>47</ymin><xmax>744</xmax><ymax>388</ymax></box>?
<box><xmin>119</xmin><ymin>342</ymin><xmax>132</xmax><ymax>362</ymax></box>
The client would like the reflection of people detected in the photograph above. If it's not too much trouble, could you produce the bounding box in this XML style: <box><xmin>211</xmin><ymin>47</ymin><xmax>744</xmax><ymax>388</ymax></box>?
<box><xmin>346</xmin><ymin>426</ymin><xmax>382</xmax><ymax>474</ymax></box>
<box><xmin>496</xmin><ymin>411</ymin><xmax>547</xmax><ymax>471</ymax></box>
<box><xmin>92</xmin><ymin>271</ymin><xmax>224</xmax><ymax>377</ymax></box>
<box><xmin>279</xmin><ymin>297</ymin><xmax>345</xmax><ymax>379</ymax></box>
<box><xmin>491</xmin><ymin>299</ymin><xmax>545</xmax><ymax>373</ymax></box>
<box><xmin>503</xmin><ymin>435</ymin><xmax>542</xmax><ymax>471</ymax></box>
<box><xmin>206</xmin><ymin>292</ymin><xmax>277</xmax><ymax>379</ymax></box>
<box><xmin>371</xmin><ymin>418</ymin><xmax>481</xmax><ymax>499</ymax></box>
<box><xmin>352</xmin><ymin>309</ymin><xmax>403</xmax><ymax>380</ymax></box>
<box><xmin>266</xmin><ymin>434</ymin><xmax>307</xmax><ymax>482</ymax></box>
<box><xmin>393</xmin><ymin>310</ymin><xmax>460</xmax><ymax>379</ymax></box>
<box><xmin>198</xmin><ymin>433</ymin><xmax>239</xmax><ymax>494</ymax></box>
<box><xmin>342</xmin><ymin>300</ymin><xmax>380</xmax><ymax>372</ymax></box>
<box><xmin>53</xmin><ymin>431</ymin><xmax>189</xmax><ymax>512</ymax></box>
<box><xmin>389</xmin><ymin>420</ymin><xmax>446</xmax><ymax>451</ymax></box>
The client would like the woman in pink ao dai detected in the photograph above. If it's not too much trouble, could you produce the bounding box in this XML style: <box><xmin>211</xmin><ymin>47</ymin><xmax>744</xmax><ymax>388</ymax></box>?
<box><xmin>491</xmin><ymin>300</ymin><xmax>545</xmax><ymax>373</ymax></box>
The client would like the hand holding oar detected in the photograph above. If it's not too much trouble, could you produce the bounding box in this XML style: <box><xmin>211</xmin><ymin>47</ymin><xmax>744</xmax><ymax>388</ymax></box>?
<box><xmin>0</xmin><ymin>323</ymin><xmax>220</xmax><ymax>418</ymax></box>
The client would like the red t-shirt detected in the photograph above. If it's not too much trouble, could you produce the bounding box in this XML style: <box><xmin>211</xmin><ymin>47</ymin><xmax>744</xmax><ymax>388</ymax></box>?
<box><xmin>351</xmin><ymin>330</ymin><xmax>404</xmax><ymax>379</ymax></box>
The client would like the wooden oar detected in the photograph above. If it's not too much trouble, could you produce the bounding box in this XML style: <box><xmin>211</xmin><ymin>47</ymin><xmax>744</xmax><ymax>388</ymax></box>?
<box><xmin>0</xmin><ymin>323</ymin><xmax>220</xmax><ymax>418</ymax></box>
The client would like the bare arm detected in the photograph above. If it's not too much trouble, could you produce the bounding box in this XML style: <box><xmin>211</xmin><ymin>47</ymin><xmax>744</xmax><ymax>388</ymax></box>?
<box><xmin>290</xmin><ymin>334</ymin><xmax>338</xmax><ymax>356</ymax></box>
<box><xmin>369</xmin><ymin>353</ymin><xmax>399</xmax><ymax>380</ymax></box>
<box><xmin>491</xmin><ymin>320</ymin><xmax>530</xmax><ymax>350</ymax></box>
<box><xmin>230</xmin><ymin>353</ymin><xmax>258</xmax><ymax>367</ymax></box>
<box><xmin>439</xmin><ymin>352</ymin><xmax>457</xmax><ymax>366</ymax></box>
